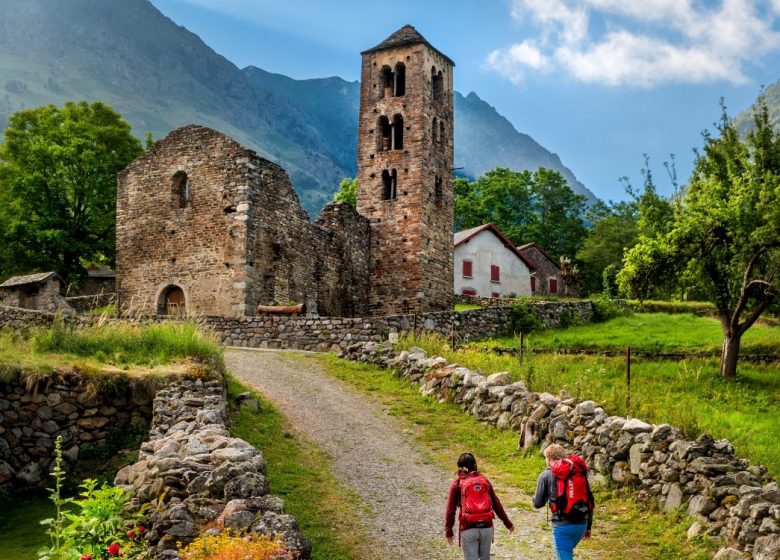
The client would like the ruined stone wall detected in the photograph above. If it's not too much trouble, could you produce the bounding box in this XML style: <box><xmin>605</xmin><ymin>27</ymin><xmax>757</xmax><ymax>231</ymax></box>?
<box><xmin>0</xmin><ymin>372</ymin><xmax>153</xmax><ymax>493</ymax></box>
<box><xmin>356</xmin><ymin>41</ymin><xmax>454</xmax><ymax>316</ymax></box>
<box><xmin>341</xmin><ymin>342</ymin><xmax>780</xmax><ymax>560</ymax></box>
<box><xmin>66</xmin><ymin>293</ymin><xmax>116</xmax><ymax>313</ymax></box>
<box><xmin>116</xmin><ymin>126</ymin><xmax>252</xmax><ymax>318</ymax></box>
<box><xmin>0</xmin><ymin>304</ymin><xmax>94</xmax><ymax>330</ymax></box>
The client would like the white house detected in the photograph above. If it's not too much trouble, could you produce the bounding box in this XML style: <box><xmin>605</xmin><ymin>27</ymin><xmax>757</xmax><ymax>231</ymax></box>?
<box><xmin>454</xmin><ymin>223</ymin><xmax>535</xmax><ymax>298</ymax></box>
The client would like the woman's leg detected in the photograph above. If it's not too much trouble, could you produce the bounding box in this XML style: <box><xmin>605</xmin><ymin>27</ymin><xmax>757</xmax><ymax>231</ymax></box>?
<box><xmin>477</xmin><ymin>527</ymin><xmax>493</xmax><ymax>560</ymax></box>
<box><xmin>461</xmin><ymin>528</ymin><xmax>479</xmax><ymax>560</ymax></box>
<box><xmin>551</xmin><ymin>524</ymin><xmax>588</xmax><ymax>560</ymax></box>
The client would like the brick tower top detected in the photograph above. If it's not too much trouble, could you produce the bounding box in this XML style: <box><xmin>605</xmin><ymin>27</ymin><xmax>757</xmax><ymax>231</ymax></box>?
<box><xmin>356</xmin><ymin>25</ymin><xmax>455</xmax><ymax>315</ymax></box>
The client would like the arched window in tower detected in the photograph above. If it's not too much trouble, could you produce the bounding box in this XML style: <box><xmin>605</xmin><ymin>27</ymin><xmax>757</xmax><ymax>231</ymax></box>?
<box><xmin>380</xmin><ymin>66</ymin><xmax>393</xmax><ymax>99</ymax></box>
<box><xmin>382</xmin><ymin>169</ymin><xmax>398</xmax><ymax>200</ymax></box>
<box><xmin>171</xmin><ymin>170</ymin><xmax>190</xmax><ymax>209</ymax></box>
<box><xmin>432</xmin><ymin>67</ymin><xmax>444</xmax><ymax>101</ymax></box>
<box><xmin>435</xmin><ymin>175</ymin><xmax>443</xmax><ymax>203</ymax></box>
<box><xmin>432</xmin><ymin>117</ymin><xmax>439</xmax><ymax>143</ymax></box>
<box><xmin>440</xmin><ymin>119</ymin><xmax>445</xmax><ymax>145</ymax></box>
<box><xmin>394</xmin><ymin>62</ymin><xmax>406</xmax><ymax>96</ymax></box>
<box><xmin>377</xmin><ymin>116</ymin><xmax>391</xmax><ymax>152</ymax></box>
<box><xmin>392</xmin><ymin>114</ymin><xmax>404</xmax><ymax>150</ymax></box>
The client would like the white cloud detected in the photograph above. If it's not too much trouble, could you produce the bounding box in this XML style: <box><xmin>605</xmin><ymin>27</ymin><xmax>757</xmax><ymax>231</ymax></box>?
<box><xmin>488</xmin><ymin>0</ymin><xmax>780</xmax><ymax>87</ymax></box>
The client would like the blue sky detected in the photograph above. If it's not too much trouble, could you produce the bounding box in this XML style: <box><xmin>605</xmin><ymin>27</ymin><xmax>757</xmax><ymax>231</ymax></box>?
<box><xmin>150</xmin><ymin>0</ymin><xmax>780</xmax><ymax>203</ymax></box>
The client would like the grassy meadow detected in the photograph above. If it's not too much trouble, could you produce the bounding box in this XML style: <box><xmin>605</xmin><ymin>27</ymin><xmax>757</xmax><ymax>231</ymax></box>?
<box><xmin>488</xmin><ymin>313</ymin><xmax>780</xmax><ymax>356</ymax></box>
<box><xmin>401</xmin><ymin>317</ymin><xmax>780</xmax><ymax>476</ymax></box>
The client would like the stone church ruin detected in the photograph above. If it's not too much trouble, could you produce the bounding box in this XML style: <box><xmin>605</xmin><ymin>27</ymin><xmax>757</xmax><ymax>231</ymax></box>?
<box><xmin>116</xmin><ymin>26</ymin><xmax>454</xmax><ymax>318</ymax></box>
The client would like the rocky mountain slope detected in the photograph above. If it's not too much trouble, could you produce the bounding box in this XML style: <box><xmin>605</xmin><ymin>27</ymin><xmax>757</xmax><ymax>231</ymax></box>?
<box><xmin>0</xmin><ymin>0</ymin><xmax>597</xmax><ymax>214</ymax></box>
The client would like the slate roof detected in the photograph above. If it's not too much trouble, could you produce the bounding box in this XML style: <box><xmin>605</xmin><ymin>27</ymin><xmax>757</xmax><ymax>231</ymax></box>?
<box><xmin>517</xmin><ymin>242</ymin><xmax>560</xmax><ymax>271</ymax></box>
<box><xmin>0</xmin><ymin>271</ymin><xmax>61</xmax><ymax>289</ymax></box>
<box><xmin>362</xmin><ymin>25</ymin><xmax>455</xmax><ymax>66</ymax></box>
<box><xmin>454</xmin><ymin>223</ymin><xmax>536</xmax><ymax>270</ymax></box>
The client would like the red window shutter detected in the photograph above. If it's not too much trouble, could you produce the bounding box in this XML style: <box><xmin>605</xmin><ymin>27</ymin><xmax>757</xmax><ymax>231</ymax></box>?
<box><xmin>491</xmin><ymin>292</ymin><xmax>500</xmax><ymax>298</ymax></box>
<box><xmin>550</xmin><ymin>278</ymin><xmax>558</xmax><ymax>294</ymax></box>
<box><xmin>491</xmin><ymin>265</ymin><xmax>500</xmax><ymax>282</ymax></box>
<box><xmin>462</xmin><ymin>261</ymin><xmax>473</xmax><ymax>278</ymax></box>
<box><xmin>530</xmin><ymin>277</ymin><xmax>536</xmax><ymax>292</ymax></box>
<box><xmin>462</xmin><ymin>288</ymin><xmax>477</xmax><ymax>297</ymax></box>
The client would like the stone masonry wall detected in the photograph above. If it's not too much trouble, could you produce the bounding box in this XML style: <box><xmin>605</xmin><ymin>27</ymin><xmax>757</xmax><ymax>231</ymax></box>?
<box><xmin>204</xmin><ymin>301</ymin><xmax>593</xmax><ymax>351</ymax></box>
<box><xmin>340</xmin><ymin>342</ymin><xmax>780</xmax><ymax>560</ymax></box>
<box><xmin>0</xmin><ymin>372</ymin><xmax>153</xmax><ymax>493</ymax></box>
<box><xmin>66</xmin><ymin>293</ymin><xmax>116</xmax><ymax>313</ymax></box>
<box><xmin>116</xmin><ymin>378</ymin><xmax>310</xmax><ymax>559</ymax></box>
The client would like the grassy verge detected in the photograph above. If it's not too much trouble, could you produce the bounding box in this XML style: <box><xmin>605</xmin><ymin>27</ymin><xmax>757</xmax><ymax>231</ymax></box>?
<box><xmin>226</xmin><ymin>376</ymin><xmax>370</xmax><ymax>560</ymax></box>
<box><xmin>454</xmin><ymin>303</ymin><xmax>481</xmax><ymax>312</ymax></box>
<box><xmin>0</xmin><ymin>493</ymin><xmax>53</xmax><ymax>560</ymax></box>
<box><xmin>401</xmin><ymin>333</ymin><xmax>780</xmax><ymax>478</ymax></box>
<box><xmin>304</xmin><ymin>354</ymin><xmax>716</xmax><ymax>560</ymax></box>
<box><xmin>488</xmin><ymin>313</ymin><xmax>780</xmax><ymax>356</ymax></box>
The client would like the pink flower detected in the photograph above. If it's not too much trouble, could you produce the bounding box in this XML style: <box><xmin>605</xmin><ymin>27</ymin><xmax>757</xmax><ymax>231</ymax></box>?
<box><xmin>108</xmin><ymin>543</ymin><xmax>121</xmax><ymax>557</ymax></box>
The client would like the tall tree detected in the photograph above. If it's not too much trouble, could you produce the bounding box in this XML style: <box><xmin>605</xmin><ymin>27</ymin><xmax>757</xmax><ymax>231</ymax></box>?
<box><xmin>0</xmin><ymin>101</ymin><xmax>142</xmax><ymax>284</ymax></box>
<box><xmin>618</xmin><ymin>101</ymin><xmax>780</xmax><ymax>377</ymax></box>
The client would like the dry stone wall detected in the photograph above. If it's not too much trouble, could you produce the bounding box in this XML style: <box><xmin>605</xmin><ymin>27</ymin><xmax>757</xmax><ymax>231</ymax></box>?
<box><xmin>0</xmin><ymin>372</ymin><xmax>153</xmax><ymax>494</ymax></box>
<box><xmin>115</xmin><ymin>378</ymin><xmax>310</xmax><ymax>559</ymax></box>
<box><xmin>339</xmin><ymin>341</ymin><xmax>780</xmax><ymax>559</ymax></box>
<box><xmin>65</xmin><ymin>293</ymin><xmax>116</xmax><ymax>313</ymax></box>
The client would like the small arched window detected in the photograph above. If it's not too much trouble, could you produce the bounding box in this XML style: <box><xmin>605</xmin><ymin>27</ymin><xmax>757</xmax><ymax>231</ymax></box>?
<box><xmin>172</xmin><ymin>171</ymin><xmax>190</xmax><ymax>209</ymax></box>
<box><xmin>382</xmin><ymin>169</ymin><xmax>397</xmax><ymax>200</ymax></box>
<box><xmin>380</xmin><ymin>66</ymin><xmax>393</xmax><ymax>99</ymax></box>
<box><xmin>377</xmin><ymin>116</ymin><xmax>391</xmax><ymax>152</ymax></box>
<box><xmin>432</xmin><ymin>117</ymin><xmax>439</xmax><ymax>143</ymax></box>
<box><xmin>432</xmin><ymin>67</ymin><xmax>444</xmax><ymax>101</ymax></box>
<box><xmin>394</xmin><ymin>62</ymin><xmax>406</xmax><ymax>96</ymax></box>
<box><xmin>440</xmin><ymin>119</ymin><xmax>445</xmax><ymax>144</ymax></box>
<box><xmin>435</xmin><ymin>176</ymin><xmax>443</xmax><ymax>202</ymax></box>
<box><xmin>392</xmin><ymin>114</ymin><xmax>404</xmax><ymax>150</ymax></box>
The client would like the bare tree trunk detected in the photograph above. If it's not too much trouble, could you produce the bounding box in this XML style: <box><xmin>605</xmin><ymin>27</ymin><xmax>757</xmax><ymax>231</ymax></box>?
<box><xmin>720</xmin><ymin>331</ymin><xmax>742</xmax><ymax>378</ymax></box>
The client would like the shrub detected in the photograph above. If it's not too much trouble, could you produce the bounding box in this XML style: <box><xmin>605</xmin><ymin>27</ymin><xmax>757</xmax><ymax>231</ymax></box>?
<box><xmin>178</xmin><ymin>531</ymin><xmax>294</xmax><ymax>560</ymax></box>
<box><xmin>591</xmin><ymin>296</ymin><xmax>632</xmax><ymax>323</ymax></box>
<box><xmin>510</xmin><ymin>301</ymin><xmax>541</xmax><ymax>334</ymax></box>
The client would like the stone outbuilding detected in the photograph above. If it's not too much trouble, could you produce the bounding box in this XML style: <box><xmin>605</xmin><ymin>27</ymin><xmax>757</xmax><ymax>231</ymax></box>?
<box><xmin>454</xmin><ymin>224</ymin><xmax>535</xmax><ymax>298</ymax></box>
<box><xmin>517</xmin><ymin>242</ymin><xmax>580</xmax><ymax>297</ymax></box>
<box><xmin>0</xmin><ymin>272</ymin><xmax>74</xmax><ymax>312</ymax></box>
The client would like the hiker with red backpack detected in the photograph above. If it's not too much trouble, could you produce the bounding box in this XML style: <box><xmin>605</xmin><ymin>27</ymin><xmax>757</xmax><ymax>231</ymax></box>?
<box><xmin>445</xmin><ymin>452</ymin><xmax>514</xmax><ymax>560</ymax></box>
<box><xmin>533</xmin><ymin>443</ymin><xmax>595</xmax><ymax>560</ymax></box>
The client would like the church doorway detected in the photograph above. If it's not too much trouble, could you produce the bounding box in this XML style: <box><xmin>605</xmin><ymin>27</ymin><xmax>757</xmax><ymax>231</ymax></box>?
<box><xmin>158</xmin><ymin>285</ymin><xmax>186</xmax><ymax>317</ymax></box>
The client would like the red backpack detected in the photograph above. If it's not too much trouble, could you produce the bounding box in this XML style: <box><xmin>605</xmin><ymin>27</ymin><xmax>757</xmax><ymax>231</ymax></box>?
<box><xmin>550</xmin><ymin>455</ymin><xmax>594</xmax><ymax>522</ymax></box>
<box><xmin>459</xmin><ymin>474</ymin><xmax>494</xmax><ymax>525</ymax></box>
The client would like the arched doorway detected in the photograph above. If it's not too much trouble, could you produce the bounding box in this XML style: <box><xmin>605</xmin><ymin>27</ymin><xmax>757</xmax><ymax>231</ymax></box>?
<box><xmin>158</xmin><ymin>285</ymin><xmax>186</xmax><ymax>317</ymax></box>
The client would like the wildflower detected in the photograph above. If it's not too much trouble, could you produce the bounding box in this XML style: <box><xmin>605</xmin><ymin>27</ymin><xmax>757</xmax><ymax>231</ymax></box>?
<box><xmin>80</xmin><ymin>554</ymin><xmax>93</xmax><ymax>560</ymax></box>
<box><xmin>137</xmin><ymin>525</ymin><xmax>146</xmax><ymax>534</ymax></box>
<box><xmin>108</xmin><ymin>543</ymin><xmax>121</xmax><ymax>557</ymax></box>
<box><xmin>128</xmin><ymin>530</ymin><xmax>136</xmax><ymax>539</ymax></box>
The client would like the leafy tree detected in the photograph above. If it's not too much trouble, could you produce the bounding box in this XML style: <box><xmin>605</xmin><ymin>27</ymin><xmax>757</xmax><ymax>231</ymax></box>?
<box><xmin>333</xmin><ymin>177</ymin><xmax>357</xmax><ymax>207</ymax></box>
<box><xmin>618</xmin><ymin>100</ymin><xmax>780</xmax><ymax>377</ymax></box>
<box><xmin>0</xmin><ymin>101</ymin><xmax>142</xmax><ymax>284</ymax></box>
<box><xmin>454</xmin><ymin>167</ymin><xmax>586</xmax><ymax>260</ymax></box>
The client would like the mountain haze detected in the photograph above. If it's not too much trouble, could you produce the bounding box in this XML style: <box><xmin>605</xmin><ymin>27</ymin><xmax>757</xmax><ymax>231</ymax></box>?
<box><xmin>0</xmin><ymin>0</ymin><xmax>597</xmax><ymax>215</ymax></box>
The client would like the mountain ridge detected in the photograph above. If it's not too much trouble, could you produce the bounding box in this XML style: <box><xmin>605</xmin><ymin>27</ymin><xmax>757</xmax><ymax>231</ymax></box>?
<box><xmin>0</xmin><ymin>0</ymin><xmax>598</xmax><ymax>214</ymax></box>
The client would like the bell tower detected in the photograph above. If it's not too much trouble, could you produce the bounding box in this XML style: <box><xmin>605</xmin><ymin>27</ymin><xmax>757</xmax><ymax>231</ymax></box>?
<box><xmin>356</xmin><ymin>25</ymin><xmax>455</xmax><ymax>315</ymax></box>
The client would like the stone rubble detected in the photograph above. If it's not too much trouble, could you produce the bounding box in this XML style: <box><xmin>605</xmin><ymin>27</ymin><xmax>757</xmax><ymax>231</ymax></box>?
<box><xmin>340</xmin><ymin>341</ymin><xmax>780</xmax><ymax>559</ymax></box>
<box><xmin>115</xmin><ymin>378</ymin><xmax>310</xmax><ymax>559</ymax></box>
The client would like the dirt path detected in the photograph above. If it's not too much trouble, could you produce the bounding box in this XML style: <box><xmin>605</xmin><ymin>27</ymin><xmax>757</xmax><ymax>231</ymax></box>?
<box><xmin>226</xmin><ymin>349</ymin><xmax>562</xmax><ymax>559</ymax></box>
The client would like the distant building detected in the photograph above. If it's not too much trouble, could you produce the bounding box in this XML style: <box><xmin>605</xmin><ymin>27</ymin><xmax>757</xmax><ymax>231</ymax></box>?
<box><xmin>517</xmin><ymin>242</ymin><xmax>579</xmax><ymax>297</ymax></box>
<box><xmin>454</xmin><ymin>224</ymin><xmax>535</xmax><ymax>298</ymax></box>
<box><xmin>0</xmin><ymin>272</ymin><xmax>74</xmax><ymax>312</ymax></box>
<box><xmin>77</xmin><ymin>267</ymin><xmax>116</xmax><ymax>296</ymax></box>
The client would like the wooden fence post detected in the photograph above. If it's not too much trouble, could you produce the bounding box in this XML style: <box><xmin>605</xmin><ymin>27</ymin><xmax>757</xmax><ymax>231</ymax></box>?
<box><xmin>626</xmin><ymin>345</ymin><xmax>632</xmax><ymax>414</ymax></box>
<box><xmin>519</xmin><ymin>331</ymin><xmax>525</xmax><ymax>363</ymax></box>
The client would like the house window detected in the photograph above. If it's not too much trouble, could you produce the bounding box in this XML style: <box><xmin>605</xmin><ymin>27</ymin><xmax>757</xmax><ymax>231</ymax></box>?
<box><xmin>462</xmin><ymin>288</ymin><xmax>477</xmax><ymax>297</ymax></box>
<box><xmin>530</xmin><ymin>276</ymin><xmax>536</xmax><ymax>292</ymax></box>
<box><xmin>462</xmin><ymin>260</ymin><xmax>473</xmax><ymax>278</ymax></box>
<box><xmin>491</xmin><ymin>292</ymin><xmax>500</xmax><ymax>299</ymax></box>
<box><xmin>549</xmin><ymin>278</ymin><xmax>558</xmax><ymax>294</ymax></box>
<box><xmin>490</xmin><ymin>265</ymin><xmax>500</xmax><ymax>283</ymax></box>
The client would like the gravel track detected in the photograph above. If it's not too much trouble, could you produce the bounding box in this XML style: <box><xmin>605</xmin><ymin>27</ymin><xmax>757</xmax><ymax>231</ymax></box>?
<box><xmin>226</xmin><ymin>349</ymin><xmax>567</xmax><ymax>559</ymax></box>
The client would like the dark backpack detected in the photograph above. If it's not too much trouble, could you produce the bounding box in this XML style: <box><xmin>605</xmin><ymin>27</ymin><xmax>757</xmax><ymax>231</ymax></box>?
<box><xmin>550</xmin><ymin>455</ymin><xmax>594</xmax><ymax>522</ymax></box>
<box><xmin>459</xmin><ymin>474</ymin><xmax>494</xmax><ymax>525</ymax></box>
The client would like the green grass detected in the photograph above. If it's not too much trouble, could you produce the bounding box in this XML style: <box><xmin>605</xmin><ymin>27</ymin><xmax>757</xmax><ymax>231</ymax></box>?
<box><xmin>0</xmin><ymin>320</ymin><xmax>223</xmax><ymax>375</ymax></box>
<box><xmin>304</xmin><ymin>353</ymin><xmax>716</xmax><ymax>560</ymax></box>
<box><xmin>626</xmin><ymin>300</ymin><xmax>716</xmax><ymax>315</ymax></box>
<box><xmin>84</xmin><ymin>304</ymin><xmax>116</xmax><ymax>316</ymax></box>
<box><xmin>400</xmin><ymin>333</ymin><xmax>780</xmax><ymax>478</ymax></box>
<box><xmin>454</xmin><ymin>303</ymin><xmax>481</xmax><ymax>311</ymax></box>
<box><xmin>226</xmin><ymin>376</ymin><xmax>370</xmax><ymax>560</ymax></box>
<box><xmin>490</xmin><ymin>313</ymin><xmax>780</xmax><ymax>356</ymax></box>
<box><xmin>0</xmin><ymin>494</ymin><xmax>54</xmax><ymax>560</ymax></box>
